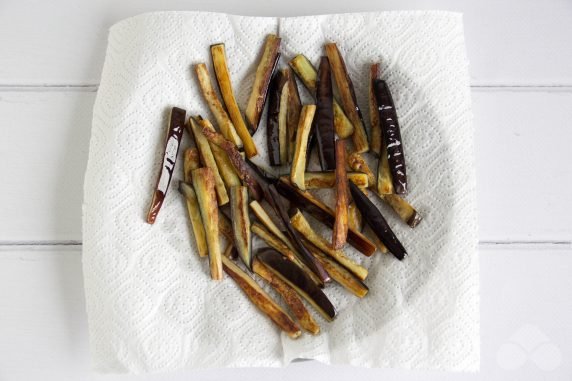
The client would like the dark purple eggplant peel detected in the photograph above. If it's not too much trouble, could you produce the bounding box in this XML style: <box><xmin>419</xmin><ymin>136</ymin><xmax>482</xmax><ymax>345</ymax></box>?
<box><xmin>315</xmin><ymin>56</ymin><xmax>336</xmax><ymax>170</ymax></box>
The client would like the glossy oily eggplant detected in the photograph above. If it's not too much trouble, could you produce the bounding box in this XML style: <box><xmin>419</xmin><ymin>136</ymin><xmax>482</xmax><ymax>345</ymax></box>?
<box><xmin>315</xmin><ymin>56</ymin><xmax>336</xmax><ymax>170</ymax></box>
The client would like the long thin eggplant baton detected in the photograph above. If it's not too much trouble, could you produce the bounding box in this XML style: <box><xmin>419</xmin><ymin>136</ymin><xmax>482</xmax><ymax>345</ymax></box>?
<box><xmin>369</xmin><ymin>63</ymin><xmax>382</xmax><ymax>156</ymax></box>
<box><xmin>349</xmin><ymin>182</ymin><xmax>406</xmax><ymax>260</ymax></box>
<box><xmin>210</xmin><ymin>43</ymin><xmax>258</xmax><ymax>158</ymax></box>
<box><xmin>380</xmin><ymin>194</ymin><xmax>422</xmax><ymax>228</ymax></box>
<box><xmin>230</xmin><ymin>186</ymin><xmax>252</xmax><ymax>269</ymax></box>
<box><xmin>221</xmin><ymin>255</ymin><xmax>301</xmax><ymax>339</ymax></box>
<box><xmin>290</xmin><ymin>105</ymin><xmax>316</xmax><ymax>190</ymax></box>
<box><xmin>315</xmin><ymin>56</ymin><xmax>336</xmax><ymax>170</ymax></box>
<box><xmin>245</xmin><ymin>34</ymin><xmax>281</xmax><ymax>132</ymax></box>
<box><xmin>179</xmin><ymin>181</ymin><xmax>209</xmax><ymax>258</ymax></box>
<box><xmin>267</xmin><ymin>184</ymin><xmax>330</xmax><ymax>283</ymax></box>
<box><xmin>146</xmin><ymin>107</ymin><xmax>186</xmax><ymax>224</ymax></box>
<box><xmin>267</xmin><ymin>70</ymin><xmax>289</xmax><ymax>166</ymax></box>
<box><xmin>332</xmin><ymin>139</ymin><xmax>349</xmax><ymax>249</ymax></box>
<box><xmin>276</xmin><ymin>178</ymin><xmax>376</xmax><ymax>256</ymax></box>
<box><xmin>282</xmin><ymin>172</ymin><xmax>368</xmax><ymax>189</ymax></box>
<box><xmin>286</xmin><ymin>69</ymin><xmax>302</xmax><ymax>163</ymax></box>
<box><xmin>374</xmin><ymin>79</ymin><xmax>407</xmax><ymax>194</ymax></box>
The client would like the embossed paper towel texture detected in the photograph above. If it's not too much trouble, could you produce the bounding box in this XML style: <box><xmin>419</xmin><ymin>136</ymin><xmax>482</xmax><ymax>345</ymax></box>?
<box><xmin>83</xmin><ymin>11</ymin><xmax>478</xmax><ymax>373</ymax></box>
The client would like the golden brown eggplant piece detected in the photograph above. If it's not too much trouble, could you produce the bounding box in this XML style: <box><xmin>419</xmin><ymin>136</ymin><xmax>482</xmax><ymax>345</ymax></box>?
<box><xmin>286</xmin><ymin>69</ymin><xmax>302</xmax><ymax>163</ymax></box>
<box><xmin>210</xmin><ymin>43</ymin><xmax>258</xmax><ymax>158</ymax></box>
<box><xmin>306</xmin><ymin>244</ymin><xmax>368</xmax><ymax>298</ymax></box>
<box><xmin>369</xmin><ymin>63</ymin><xmax>382</xmax><ymax>156</ymax></box>
<box><xmin>324</xmin><ymin>43</ymin><xmax>369</xmax><ymax>153</ymax></box>
<box><xmin>377</xmin><ymin>142</ymin><xmax>394</xmax><ymax>194</ymax></box>
<box><xmin>194</xmin><ymin>63</ymin><xmax>242</xmax><ymax>147</ymax></box>
<box><xmin>347</xmin><ymin>152</ymin><xmax>376</xmax><ymax>189</ymax></box>
<box><xmin>332</xmin><ymin>139</ymin><xmax>349</xmax><ymax>249</ymax></box>
<box><xmin>146</xmin><ymin>107</ymin><xmax>186</xmax><ymax>224</ymax></box>
<box><xmin>200</xmin><ymin>126</ymin><xmax>263</xmax><ymax>201</ymax></box>
<box><xmin>315</xmin><ymin>56</ymin><xmax>336</xmax><ymax>170</ymax></box>
<box><xmin>381</xmin><ymin>194</ymin><xmax>422</xmax><ymax>228</ymax></box>
<box><xmin>290</xmin><ymin>105</ymin><xmax>316</xmax><ymax>190</ymax></box>
<box><xmin>192</xmin><ymin>167</ymin><xmax>223</xmax><ymax>280</ymax></box>
<box><xmin>251</xmin><ymin>223</ymin><xmax>324</xmax><ymax>288</ymax></box>
<box><xmin>276</xmin><ymin>178</ymin><xmax>376</xmax><ymax>256</ymax></box>
<box><xmin>245</xmin><ymin>34</ymin><xmax>281</xmax><ymax>132</ymax></box>
<box><xmin>267</xmin><ymin>69</ymin><xmax>290</xmax><ymax>165</ymax></box>
<box><xmin>347</xmin><ymin>202</ymin><xmax>362</xmax><ymax>232</ymax></box>
<box><xmin>198</xmin><ymin>118</ymin><xmax>241</xmax><ymax>190</ymax></box>
<box><xmin>280</xmin><ymin>172</ymin><xmax>368</xmax><ymax>189</ymax></box>
<box><xmin>222</xmin><ymin>255</ymin><xmax>301</xmax><ymax>338</ymax></box>
<box><xmin>290</xmin><ymin>210</ymin><xmax>368</xmax><ymax>280</ymax></box>
<box><xmin>187</xmin><ymin>117</ymin><xmax>229</xmax><ymax>205</ymax></box>
<box><xmin>364</xmin><ymin>226</ymin><xmax>388</xmax><ymax>254</ymax></box>
<box><xmin>230</xmin><ymin>186</ymin><xmax>252</xmax><ymax>269</ymax></box>
<box><xmin>257</xmin><ymin>248</ymin><xmax>337</xmax><ymax>321</ymax></box>
<box><xmin>179</xmin><ymin>181</ymin><xmax>209</xmax><ymax>258</ymax></box>
<box><xmin>288</xmin><ymin>54</ymin><xmax>353</xmax><ymax>138</ymax></box>
<box><xmin>253</xmin><ymin>259</ymin><xmax>320</xmax><ymax>335</ymax></box>
<box><xmin>250</xmin><ymin>201</ymin><xmax>292</xmax><ymax>250</ymax></box>
<box><xmin>218</xmin><ymin>212</ymin><xmax>234</xmax><ymax>241</ymax></box>
<box><xmin>223</xmin><ymin>243</ymin><xmax>238</xmax><ymax>259</ymax></box>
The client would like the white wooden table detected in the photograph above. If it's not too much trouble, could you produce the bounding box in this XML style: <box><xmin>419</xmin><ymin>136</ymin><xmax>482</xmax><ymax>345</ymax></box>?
<box><xmin>1</xmin><ymin>1</ymin><xmax>571</xmax><ymax>380</ymax></box>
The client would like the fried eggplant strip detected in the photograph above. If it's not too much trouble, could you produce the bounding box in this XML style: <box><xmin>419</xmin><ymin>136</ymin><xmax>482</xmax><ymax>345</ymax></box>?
<box><xmin>349</xmin><ymin>182</ymin><xmax>406</xmax><ymax>260</ymax></box>
<box><xmin>146</xmin><ymin>107</ymin><xmax>186</xmax><ymax>224</ymax></box>
<box><xmin>221</xmin><ymin>255</ymin><xmax>301</xmax><ymax>338</ymax></box>
<box><xmin>245</xmin><ymin>34</ymin><xmax>281</xmax><ymax>132</ymax></box>
<box><xmin>332</xmin><ymin>139</ymin><xmax>349</xmax><ymax>249</ymax></box>
<box><xmin>369</xmin><ymin>63</ymin><xmax>382</xmax><ymax>156</ymax></box>
<box><xmin>257</xmin><ymin>249</ymin><xmax>336</xmax><ymax>321</ymax></box>
<box><xmin>253</xmin><ymin>259</ymin><xmax>320</xmax><ymax>334</ymax></box>
<box><xmin>347</xmin><ymin>152</ymin><xmax>376</xmax><ymax>189</ymax></box>
<box><xmin>381</xmin><ymin>194</ymin><xmax>422</xmax><ymax>228</ymax></box>
<box><xmin>219</xmin><ymin>211</ymin><xmax>234</xmax><ymax>241</ymax></box>
<box><xmin>276</xmin><ymin>178</ymin><xmax>376</xmax><ymax>256</ymax></box>
<box><xmin>192</xmin><ymin>167</ymin><xmax>223</xmax><ymax>279</ymax></box>
<box><xmin>290</xmin><ymin>105</ymin><xmax>316</xmax><ymax>190</ymax></box>
<box><xmin>286</xmin><ymin>69</ymin><xmax>302</xmax><ymax>162</ymax></box>
<box><xmin>223</xmin><ymin>243</ymin><xmax>238</xmax><ymax>259</ymax></box>
<box><xmin>187</xmin><ymin>117</ymin><xmax>229</xmax><ymax>205</ymax></box>
<box><xmin>324</xmin><ymin>43</ymin><xmax>369</xmax><ymax>153</ymax></box>
<box><xmin>377</xmin><ymin>140</ymin><xmax>394</xmax><ymax>194</ymax></box>
<box><xmin>200</xmin><ymin>126</ymin><xmax>263</xmax><ymax>201</ymax></box>
<box><xmin>347</xmin><ymin>202</ymin><xmax>362</xmax><ymax>231</ymax></box>
<box><xmin>306</xmin><ymin>244</ymin><xmax>368</xmax><ymax>298</ymax></box>
<box><xmin>210</xmin><ymin>43</ymin><xmax>258</xmax><ymax>158</ymax></box>
<box><xmin>290</xmin><ymin>210</ymin><xmax>368</xmax><ymax>280</ymax></box>
<box><xmin>315</xmin><ymin>56</ymin><xmax>336</xmax><ymax>170</ymax></box>
<box><xmin>267</xmin><ymin>70</ymin><xmax>290</xmax><ymax>165</ymax></box>
<box><xmin>194</xmin><ymin>63</ymin><xmax>242</xmax><ymax>147</ymax></box>
<box><xmin>279</xmin><ymin>172</ymin><xmax>367</xmax><ymax>189</ymax></box>
<box><xmin>374</xmin><ymin>79</ymin><xmax>407</xmax><ymax>194</ymax></box>
<box><xmin>364</xmin><ymin>225</ymin><xmax>388</xmax><ymax>254</ymax></box>
<box><xmin>179</xmin><ymin>181</ymin><xmax>208</xmax><ymax>258</ymax></box>
<box><xmin>230</xmin><ymin>186</ymin><xmax>252</xmax><ymax>269</ymax></box>
<box><xmin>288</xmin><ymin>54</ymin><xmax>353</xmax><ymax>138</ymax></box>
<box><xmin>250</xmin><ymin>201</ymin><xmax>292</xmax><ymax>249</ymax></box>
<box><xmin>251</xmin><ymin>223</ymin><xmax>324</xmax><ymax>288</ymax></box>
<box><xmin>198</xmin><ymin>118</ymin><xmax>241</xmax><ymax>190</ymax></box>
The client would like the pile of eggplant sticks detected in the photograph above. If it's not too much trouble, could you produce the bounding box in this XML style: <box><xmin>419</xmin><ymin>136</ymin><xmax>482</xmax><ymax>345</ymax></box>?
<box><xmin>145</xmin><ymin>35</ymin><xmax>423</xmax><ymax>338</ymax></box>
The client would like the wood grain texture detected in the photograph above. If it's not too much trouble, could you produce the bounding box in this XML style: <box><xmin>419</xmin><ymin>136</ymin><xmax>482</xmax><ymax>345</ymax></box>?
<box><xmin>0</xmin><ymin>0</ymin><xmax>571</xmax><ymax>85</ymax></box>
<box><xmin>0</xmin><ymin>247</ymin><xmax>570</xmax><ymax>380</ymax></box>
<box><xmin>1</xmin><ymin>91</ymin><xmax>570</xmax><ymax>242</ymax></box>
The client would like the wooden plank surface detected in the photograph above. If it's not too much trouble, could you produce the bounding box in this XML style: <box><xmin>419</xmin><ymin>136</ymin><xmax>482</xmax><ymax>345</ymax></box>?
<box><xmin>0</xmin><ymin>0</ymin><xmax>571</xmax><ymax>86</ymax></box>
<box><xmin>1</xmin><ymin>90</ymin><xmax>571</xmax><ymax>242</ymax></box>
<box><xmin>1</xmin><ymin>247</ymin><xmax>570</xmax><ymax>380</ymax></box>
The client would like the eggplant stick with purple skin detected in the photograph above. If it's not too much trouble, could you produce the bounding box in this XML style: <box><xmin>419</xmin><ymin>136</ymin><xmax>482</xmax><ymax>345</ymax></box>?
<box><xmin>198</xmin><ymin>118</ymin><xmax>241</xmax><ymax>190</ymax></box>
<box><xmin>347</xmin><ymin>152</ymin><xmax>376</xmax><ymax>189</ymax></box>
<box><xmin>290</xmin><ymin>210</ymin><xmax>368</xmax><ymax>280</ymax></box>
<box><xmin>289</xmin><ymin>54</ymin><xmax>353</xmax><ymax>138</ymax></box>
<box><xmin>250</xmin><ymin>201</ymin><xmax>295</xmax><ymax>252</ymax></box>
<box><xmin>377</xmin><ymin>140</ymin><xmax>394</xmax><ymax>194</ymax></box>
<box><xmin>349</xmin><ymin>182</ymin><xmax>406</xmax><ymax>260</ymax></box>
<box><xmin>374</xmin><ymin>79</ymin><xmax>407</xmax><ymax>194</ymax></box>
<box><xmin>253</xmin><ymin>259</ymin><xmax>320</xmax><ymax>335</ymax></box>
<box><xmin>332</xmin><ymin>139</ymin><xmax>349</xmax><ymax>249</ymax></box>
<box><xmin>200</xmin><ymin>126</ymin><xmax>263</xmax><ymax>201</ymax></box>
<box><xmin>380</xmin><ymin>194</ymin><xmax>422</xmax><ymax>228</ymax></box>
<box><xmin>279</xmin><ymin>172</ymin><xmax>368</xmax><ymax>189</ymax></box>
<box><xmin>251</xmin><ymin>223</ymin><xmax>324</xmax><ymax>288</ymax></box>
<box><xmin>194</xmin><ymin>63</ymin><xmax>242</xmax><ymax>147</ymax></box>
<box><xmin>221</xmin><ymin>255</ymin><xmax>301</xmax><ymax>338</ymax></box>
<box><xmin>230</xmin><ymin>186</ymin><xmax>252</xmax><ymax>269</ymax></box>
<box><xmin>210</xmin><ymin>43</ymin><xmax>258</xmax><ymax>158</ymax></box>
<box><xmin>267</xmin><ymin>69</ymin><xmax>290</xmax><ymax>165</ymax></box>
<box><xmin>187</xmin><ymin>117</ymin><xmax>229</xmax><ymax>205</ymax></box>
<box><xmin>369</xmin><ymin>63</ymin><xmax>382</xmax><ymax>156</ymax></box>
<box><xmin>276</xmin><ymin>178</ymin><xmax>376</xmax><ymax>256</ymax></box>
<box><xmin>146</xmin><ymin>107</ymin><xmax>186</xmax><ymax>224</ymax></box>
<box><xmin>257</xmin><ymin>248</ymin><xmax>336</xmax><ymax>321</ymax></box>
<box><xmin>324</xmin><ymin>43</ymin><xmax>369</xmax><ymax>153</ymax></box>
<box><xmin>192</xmin><ymin>167</ymin><xmax>223</xmax><ymax>279</ymax></box>
<box><xmin>315</xmin><ymin>56</ymin><xmax>336</xmax><ymax>170</ymax></box>
<box><xmin>267</xmin><ymin>185</ymin><xmax>331</xmax><ymax>283</ymax></box>
<box><xmin>245</xmin><ymin>34</ymin><xmax>281</xmax><ymax>132</ymax></box>
<box><xmin>179</xmin><ymin>182</ymin><xmax>209</xmax><ymax>258</ymax></box>
<box><xmin>290</xmin><ymin>105</ymin><xmax>316</xmax><ymax>190</ymax></box>
<box><xmin>306</xmin><ymin>244</ymin><xmax>368</xmax><ymax>298</ymax></box>
<box><xmin>286</xmin><ymin>69</ymin><xmax>302</xmax><ymax>162</ymax></box>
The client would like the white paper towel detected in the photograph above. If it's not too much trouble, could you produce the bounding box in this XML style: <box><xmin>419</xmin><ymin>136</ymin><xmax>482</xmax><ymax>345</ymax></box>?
<box><xmin>83</xmin><ymin>11</ymin><xmax>478</xmax><ymax>374</ymax></box>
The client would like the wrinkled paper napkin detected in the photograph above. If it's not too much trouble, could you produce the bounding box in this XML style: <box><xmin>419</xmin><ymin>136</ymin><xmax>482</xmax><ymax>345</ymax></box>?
<box><xmin>83</xmin><ymin>11</ymin><xmax>478</xmax><ymax>374</ymax></box>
